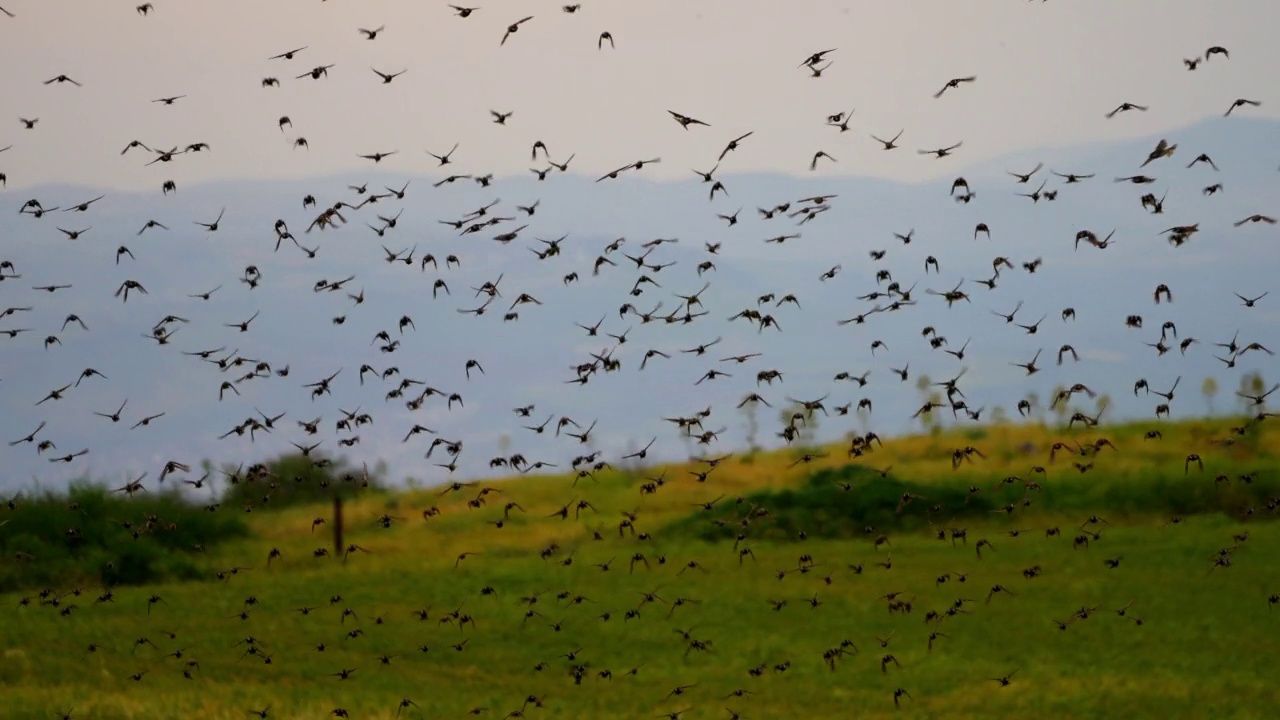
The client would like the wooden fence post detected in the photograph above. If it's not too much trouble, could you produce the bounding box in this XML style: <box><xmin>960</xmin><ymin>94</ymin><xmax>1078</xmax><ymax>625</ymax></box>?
<box><xmin>333</xmin><ymin>495</ymin><xmax>344</xmax><ymax>555</ymax></box>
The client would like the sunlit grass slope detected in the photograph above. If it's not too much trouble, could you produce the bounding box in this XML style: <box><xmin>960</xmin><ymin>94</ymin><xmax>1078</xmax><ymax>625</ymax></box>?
<box><xmin>2</xmin><ymin>417</ymin><xmax>1278</xmax><ymax>720</ymax></box>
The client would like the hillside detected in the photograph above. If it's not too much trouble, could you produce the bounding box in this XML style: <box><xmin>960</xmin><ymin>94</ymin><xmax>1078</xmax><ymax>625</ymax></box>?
<box><xmin>1</xmin><ymin>418</ymin><xmax>1277</xmax><ymax>719</ymax></box>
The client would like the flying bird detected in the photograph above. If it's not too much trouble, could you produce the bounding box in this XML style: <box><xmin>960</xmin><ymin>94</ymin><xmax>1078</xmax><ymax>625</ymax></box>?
<box><xmin>501</xmin><ymin>16</ymin><xmax>534</xmax><ymax>46</ymax></box>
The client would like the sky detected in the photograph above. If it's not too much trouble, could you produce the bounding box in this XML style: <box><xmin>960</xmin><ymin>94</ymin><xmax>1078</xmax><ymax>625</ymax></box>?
<box><xmin>1</xmin><ymin>0</ymin><xmax>1278</xmax><ymax>494</ymax></box>
<box><xmin>1</xmin><ymin>0</ymin><xmax>1278</xmax><ymax>192</ymax></box>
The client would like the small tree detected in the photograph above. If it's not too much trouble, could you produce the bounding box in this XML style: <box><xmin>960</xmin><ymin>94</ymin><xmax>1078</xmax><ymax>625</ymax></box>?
<box><xmin>914</xmin><ymin>374</ymin><xmax>933</xmax><ymax>395</ymax></box>
<box><xmin>917</xmin><ymin>392</ymin><xmax>944</xmax><ymax>432</ymax></box>
<box><xmin>679</xmin><ymin>426</ymin><xmax>698</xmax><ymax>458</ymax></box>
<box><xmin>1095</xmin><ymin>393</ymin><xmax>1111</xmax><ymax>419</ymax></box>
<box><xmin>739</xmin><ymin>399</ymin><xmax>761</xmax><ymax>452</ymax></box>
<box><xmin>217</xmin><ymin>452</ymin><xmax>383</xmax><ymax>510</ymax></box>
<box><xmin>911</xmin><ymin>375</ymin><xmax>943</xmax><ymax>431</ymax></box>
<box><xmin>1050</xmin><ymin>385</ymin><xmax>1070</xmax><ymax>427</ymax></box>
<box><xmin>1238</xmin><ymin>372</ymin><xmax>1266</xmax><ymax>414</ymax></box>
<box><xmin>778</xmin><ymin>403</ymin><xmax>819</xmax><ymax>448</ymax></box>
<box><xmin>1201</xmin><ymin>376</ymin><xmax>1219</xmax><ymax>416</ymax></box>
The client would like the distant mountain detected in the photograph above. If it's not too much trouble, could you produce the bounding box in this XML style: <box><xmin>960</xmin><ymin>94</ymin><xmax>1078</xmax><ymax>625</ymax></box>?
<box><xmin>1</xmin><ymin>117</ymin><xmax>1277</xmax><ymax>493</ymax></box>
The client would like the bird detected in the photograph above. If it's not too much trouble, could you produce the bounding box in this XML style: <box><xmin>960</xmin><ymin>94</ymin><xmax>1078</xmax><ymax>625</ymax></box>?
<box><xmin>269</xmin><ymin>47</ymin><xmax>308</xmax><ymax>60</ymax></box>
<box><xmin>1140</xmin><ymin>139</ymin><xmax>1177</xmax><ymax>167</ymax></box>
<box><xmin>1234</xmin><ymin>215</ymin><xmax>1276</xmax><ymax>227</ymax></box>
<box><xmin>1224</xmin><ymin>98</ymin><xmax>1262</xmax><ymax>117</ymax></box>
<box><xmin>668</xmin><ymin>111</ymin><xmax>710</xmax><ymax>130</ymax></box>
<box><xmin>871</xmin><ymin>129</ymin><xmax>904</xmax><ymax>150</ymax></box>
<box><xmin>933</xmin><ymin>76</ymin><xmax>976</xmax><ymax>98</ymax></box>
<box><xmin>1007</xmin><ymin>163</ymin><xmax>1043</xmax><ymax>183</ymax></box>
<box><xmin>1106</xmin><ymin>102</ymin><xmax>1148</xmax><ymax>118</ymax></box>
<box><xmin>919</xmin><ymin>142</ymin><xmax>962</xmax><ymax>159</ymax></box>
<box><xmin>359</xmin><ymin>150</ymin><xmax>399</xmax><ymax>163</ymax></box>
<box><xmin>371</xmin><ymin>68</ymin><xmax>406</xmax><ymax>84</ymax></box>
<box><xmin>43</xmin><ymin>74</ymin><xmax>83</xmax><ymax>86</ymax></box>
<box><xmin>194</xmin><ymin>208</ymin><xmax>226</xmax><ymax>231</ymax></box>
<box><xmin>501</xmin><ymin>16</ymin><xmax>534</xmax><ymax>46</ymax></box>
<box><xmin>428</xmin><ymin>143</ymin><xmax>459</xmax><ymax>166</ymax></box>
<box><xmin>718</xmin><ymin>132</ymin><xmax>754</xmax><ymax>161</ymax></box>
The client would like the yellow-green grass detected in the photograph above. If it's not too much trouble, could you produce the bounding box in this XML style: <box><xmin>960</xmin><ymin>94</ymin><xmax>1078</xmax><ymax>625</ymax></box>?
<box><xmin>2</xmin><ymin>418</ymin><xmax>1278</xmax><ymax>719</ymax></box>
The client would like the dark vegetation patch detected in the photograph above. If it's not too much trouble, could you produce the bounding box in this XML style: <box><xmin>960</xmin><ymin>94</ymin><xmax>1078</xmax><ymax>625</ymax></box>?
<box><xmin>664</xmin><ymin>461</ymin><xmax>1279</xmax><ymax>543</ymax></box>
<box><xmin>215</xmin><ymin>452</ymin><xmax>387</xmax><ymax>511</ymax></box>
<box><xmin>0</xmin><ymin>453</ymin><xmax>386</xmax><ymax>593</ymax></box>
<box><xmin>0</xmin><ymin>483</ymin><xmax>249</xmax><ymax>593</ymax></box>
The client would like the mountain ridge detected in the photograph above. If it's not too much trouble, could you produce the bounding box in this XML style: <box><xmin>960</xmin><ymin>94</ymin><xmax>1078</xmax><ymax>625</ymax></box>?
<box><xmin>1</xmin><ymin>115</ymin><xmax>1277</xmax><ymax>492</ymax></box>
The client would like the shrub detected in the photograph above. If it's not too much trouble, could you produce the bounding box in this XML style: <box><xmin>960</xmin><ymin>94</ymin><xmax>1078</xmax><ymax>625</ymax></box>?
<box><xmin>0</xmin><ymin>482</ymin><xmax>249</xmax><ymax>593</ymax></box>
<box><xmin>664</xmin><ymin>464</ymin><xmax>993</xmax><ymax>542</ymax></box>
<box><xmin>215</xmin><ymin>453</ymin><xmax>387</xmax><ymax>511</ymax></box>
<box><xmin>663</xmin><ymin>457</ymin><xmax>1279</xmax><ymax>543</ymax></box>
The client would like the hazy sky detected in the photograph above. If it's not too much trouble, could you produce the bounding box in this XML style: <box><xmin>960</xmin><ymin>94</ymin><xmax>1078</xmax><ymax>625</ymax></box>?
<box><xmin>2</xmin><ymin>0</ymin><xmax>1279</xmax><ymax>493</ymax></box>
<box><xmin>2</xmin><ymin>0</ymin><xmax>1278</xmax><ymax>192</ymax></box>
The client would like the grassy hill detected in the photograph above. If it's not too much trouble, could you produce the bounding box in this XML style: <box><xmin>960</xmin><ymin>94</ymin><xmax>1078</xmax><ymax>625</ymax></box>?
<box><xmin>1</xmin><ymin>417</ymin><xmax>1278</xmax><ymax>719</ymax></box>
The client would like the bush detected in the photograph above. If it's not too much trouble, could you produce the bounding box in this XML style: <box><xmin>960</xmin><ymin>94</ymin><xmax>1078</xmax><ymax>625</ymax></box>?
<box><xmin>0</xmin><ymin>482</ymin><xmax>249</xmax><ymax>593</ymax></box>
<box><xmin>664</xmin><ymin>464</ymin><xmax>993</xmax><ymax>542</ymax></box>
<box><xmin>215</xmin><ymin>453</ymin><xmax>387</xmax><ymax>511</ymax></box>
<box><xmin>663</xmin><ymin>457</ymin><xmax>1280</xmax><ymax>543</ymax></box>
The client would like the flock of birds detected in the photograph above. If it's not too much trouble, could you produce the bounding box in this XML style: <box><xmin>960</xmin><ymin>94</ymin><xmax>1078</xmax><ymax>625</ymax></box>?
<box><xmin>2</xmin><ymin>2</ymin><xmax>1279</xmax><ymax>718</ymax></box>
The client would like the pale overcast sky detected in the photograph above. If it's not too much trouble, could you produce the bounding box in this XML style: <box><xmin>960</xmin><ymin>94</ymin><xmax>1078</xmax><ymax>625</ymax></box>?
<box><xmin>1</xmin><ymin>0</ymin><xmax>1276</xmax><ymax>192</ymax></box>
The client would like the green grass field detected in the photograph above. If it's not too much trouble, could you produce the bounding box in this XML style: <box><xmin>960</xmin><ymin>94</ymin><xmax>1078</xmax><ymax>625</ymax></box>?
<box><xmin>2</xmin><ymin>418</ymin><xmax>1278</xmax><ymax>719</ymax></box>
